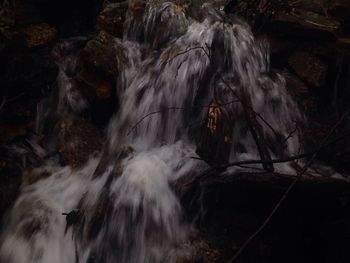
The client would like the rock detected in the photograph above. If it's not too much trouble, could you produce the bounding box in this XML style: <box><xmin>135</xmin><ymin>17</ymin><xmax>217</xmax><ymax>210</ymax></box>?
<box><xmin>0</xmin><ymin>147</ymin><xmax>22</xmax><ymax>218</ymax></box>
<box><xmin>129</xmin><ymin>0</ymin><xmax>146</xmax><ymax>16</ymax></box>
<box><xmin>96</xmin><ymin>2</ymin><xmax>128</xmax><ymax>38</ymax></box>
<box><xmin>0</xmin><ymin>97</ymin><xmax>38</xmax><ymax>147</ymax></box>
<box><xmin>146</xmin><ymin>2</ymin><xmax>188</xmax><ymax>49</ymax></box>
<box><xmin>25</xmin><ymin>167</ymin><xmax>51</xmax><ymax>185</ymax></box>
<box><xmin>267</xmin><ymin>9</ymin><xmax>340</xmax><ymax>40</ymax></box>
<box><xmin>0</xmin><ymin>123</ymin><xmax>29</xmax><ymax>146</ymax></box>
<box><xmin>284</xmin><ymin>72</ymin><xmax>318</xmax><ymax>114</ymax></box>
<box><xmin>75</xmin><ymin>67</ymin><xmax>114</xmax><ymax>101</ymax></box>
<box><xmin>74</xmin><ymin>67</ymin><xmax>117</xmax><ymax>126</ymax></box>
<box><xmin>23</xmin><ymin>23</ymin><xmax>56</xmax><ymax>48</ymax></box>
<box><xmin>80</xmin><ymin>32</ymin><xmax>129</xmax><ymax>78</ymax></box>
<box><xmin>181</xmin><ymin>170</ymin><xmax>350</xmax><ymax>263</ymax></box>
<box><xmin>0</xmin><ymin>46</ymin><xmax>58</xmax><ymax>99</ymax></box>
<box><xmin>56</xmin><ymin>114</ymin><xmax>102</xmax><ymax>168</ymax></box>
<box><xmin>76</xmin><ymin>32</ymin><xmax>126</xmax><ymax>126</ymax></box>
<box><xmin>268</xmin><ymin>35</ymin><xmax>296</xmax><ymax>55</ymax></box>
<box><xmin>288</xmin><ymin>51</ymin><xmax>328</xmax><ymax>88</ymax></box>
<box><xmin>175</xmin><ymin>236</ymin><xmax>223</xmax><ymax>263</ymax></box>
<box><xmin>287</xmin><ymin>0</ymin><xmax>331</xmax><ymax>15</ymax></box>
<box><xmin>196</xmin><ymin>102</ymin><xmax>233</xmax><ymax>166</ymax></box>
<box><xmin>62</xmin><ymin>210</ymin><xmax>82</xmax><ymax>233</ymax></box>
<box><xmin>19</xmin><ymin>0</ymin><xmax>102</xmax><ymax>37</ymax></box>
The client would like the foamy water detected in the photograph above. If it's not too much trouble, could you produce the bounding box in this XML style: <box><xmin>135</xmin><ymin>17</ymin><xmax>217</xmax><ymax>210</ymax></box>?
<box><xmin>0</xmin><ymin>2</ymin><xmax>303</xmax><ymax>262</ymax></box>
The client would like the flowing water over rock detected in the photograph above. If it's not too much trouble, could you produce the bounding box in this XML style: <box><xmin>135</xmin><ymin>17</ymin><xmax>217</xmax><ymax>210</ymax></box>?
<box><xmin>0</xmin><ymin>2</ymin><xmax>303</xmax><ymax>263</ymax></box>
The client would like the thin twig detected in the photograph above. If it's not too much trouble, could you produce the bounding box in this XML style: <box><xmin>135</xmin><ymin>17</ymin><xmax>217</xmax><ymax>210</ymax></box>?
<box><xmin>126</xmin><ymin>99</ymin><xmax>239</xmax><ymax>136</ymax></box>
<box><xmin>191</xmin><ymin>130</ymin><xmax>350</xmax><ymax>169</ymax></box>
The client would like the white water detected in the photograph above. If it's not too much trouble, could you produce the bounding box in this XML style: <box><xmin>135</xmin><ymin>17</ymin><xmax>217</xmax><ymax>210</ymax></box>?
<box><xmin>0</xmin><ymin>2</ymin><xmax>302</xmax><ymax>263</ymax></box>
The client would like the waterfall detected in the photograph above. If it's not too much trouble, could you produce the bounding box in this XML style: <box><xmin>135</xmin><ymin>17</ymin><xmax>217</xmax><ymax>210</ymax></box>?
<box><xmin>0</xmin><ymin>2</ymin><xmax>302</xmax><ymax>263</ymax></box>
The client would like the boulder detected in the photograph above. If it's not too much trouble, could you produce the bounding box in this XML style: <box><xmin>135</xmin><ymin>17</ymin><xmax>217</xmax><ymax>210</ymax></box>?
<box><xmin>74</xmin><ymin>66</ymin><xmax>117</xmax><ymax>126</ymax></box>
<box><xmin>75</xmin><ymin>32</ymin><xmax>128</xmax><ymax>126</ymax></box>
<box><xmin>80</xmin><ymin>31</ymin><xmax>129</xmax><ymax>78</ymax></box>
<box><xmin>23</xmin><ymin>22</ymin><xmax>56</xmax><ymax>48</ymax></box>
<box><xmin>267</xmin><ymin>9</ymin><xmax>340</xmax><ymax>40</ymax></box>
<box><xmin>288</xmin><ymin>51</ymin><xmax>328</xmax><ymax>88</ymax></box>
<box><xmin>56</xmin><ymin>114</ymin><xmax>102</xmax><ymax>168</ymax></box>
<box><xmin>96</xmin><ymin>2</ymin><xmax>128</xmax><ymax>38</ymax></box>
<box><xmin>0</xmin><ymin>147</ymin><xmax>22</xmax><ymax>218</ymax></box>
<box><xmin>196</xmin><ymin>102</ymin><xmax>233</xmax><ymax>166</ymax></box>
<box><xmin>75</xmin><ymin>68</ymin><xmax>114</xmax><ymax>102</ymax></box>
<box><xmin>0</xmin><ymin>46</ymin><xmax>58</xmax><ymax>99</ymax></box>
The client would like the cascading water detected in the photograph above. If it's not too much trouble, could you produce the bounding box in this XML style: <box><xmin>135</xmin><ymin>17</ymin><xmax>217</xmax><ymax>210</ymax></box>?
<box><xmin>0</xmin><ymin>1</ymin><xmax>303</xmax><ymax>263</ymax></box>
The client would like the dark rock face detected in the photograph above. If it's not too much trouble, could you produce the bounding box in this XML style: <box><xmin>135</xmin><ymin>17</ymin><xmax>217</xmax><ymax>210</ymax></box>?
<box><xmin>19</xmin><ymin>0</ymin><xmax>102</xmax><ymax>37</ymax></box>
<box><xmin>288</xmin><ymin>51</ymin><xmax>328</xmax><ymax>89</ymax></box>
<box><xmin>196</xmin><ymin>102</ymin><xmax>233</xmax><ymax>166</ymax></box>
<box><xmin>223</xmin><ymin>0</ymin><xmax>350</xmax><ymax>174</ymax></box>
<box><xmin>0</xmin><ymin>28</ymin><xmax>59</xmax><ymax>147</ymax></box>
<box><xmin>0</xmin><ymin>47</ymin><xmax>58</xmax><ymax>99</ymax></box>
<box><xmin>55</xmin><ymin>114</ymin><xmax>102</xmax><ymax>168</ymax></box>
<box><xmin>80</xmin><ymin>32</ymin><xmax>128</xmax><ymax>78</ymax></box>
<box><xmin>74</xmin><ymin>66</ymin><xmax>117</xmax><ymax>127</ymax></box>
<box><xmin>181</xmin><ymin>172</ymin><xmax>350</xmax><ymax>263</ymax></box>
<box><xmin>73</xmin><ymin>32</ymin><xmax>126</xmax><ymax>126</ymax></box>
<box><xmin>0</xmin><ymin>148</ymin><xmax>22</xmax><ymax>217</ymax></box>
<box><xmin>96</xmin><ymin>2</ymin><xmax>128</xmax><ymax>38</ymax></box>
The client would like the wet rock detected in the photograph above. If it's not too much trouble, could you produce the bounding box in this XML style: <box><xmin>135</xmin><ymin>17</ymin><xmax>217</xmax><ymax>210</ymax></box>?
<box><xmin>284</xmin><ymin>72</ymin><xmax>317</xmax><ymax>113</ymax></box>
<box><xmin>56</xmin><ymin>114</ymin><xmax>102</xmax><ymax>168</ymax></box>
<box><xmin>0</xmin><ymin>123</ymin><xmax>29</xmax><ymax>146</ymax></box>
<box><xmin>288</xmin><ymin>51</ymin><xmax>328</xmax><ymax>88</ymax></box>
<box><xmin>175</xmin><ymin>236</ymin><xmax>223</xmax><ymax>263</ymax></box>
<box><xmin>80</xmin><ymin>32</ymin><xmax>129</xmax><ymax>78</ymax></box>
<box><xmin>0</xmin><ymin>147</ymin><xmax>22</xmax><ymax>217</ymax></box>
<box><xmin>96</xmin><ymin>2</ymin><xmax>128</xmax><ymax>38</ymax></box>
<box><xmin>74</xmin><ymin>66</ymin><xmax>117</xmax><ymax>126</ymax></box>
<box><xmin>23</xmin><ymin>23</ymin><xmax>56</xmax><ymax>48</ymax></box>
<box><xmin>75</xmin><ymin>68</ymin><xmax>114</xmax><ymax>102</ymax></box>
<box><xmin>147</xmin><ymin>2</ymin><xmax>188</xmax><ymax>49</ymax></box>
<box><xmin>24</xmin><ymin>167</ymin><xmax>51</xmax><ymax>185</ymax></box>
<box><xmin>19</xmin><ymin>0</ymin><xmax>102</xmax><ymax>37</ymax></box>
<box><xmin>196</xmin><ymin>102</ymin><xmax>233</xmax><ymax>166</ymax></box>
<box><xmin>267</xmin><ymin>9</ymin><xmax>340</xmax><ymax>40</ymax></box>
<box><xmin>0</xmin><ymin>46</ymin><xmax>58</xmax><ymax>99</ymax></box>
<box><xmin>62</xmin><ymin>209</ymin><xmax>82</xmax><ymax>233</ymax></box>
<box><xmin>129</xmin><ymin>0</ymin><xmax>146</xmax><ymax>16</ymax></box>
<box><xmin>123</xmin><ymin>0</ymin><xmax>146</xmax><ymax>41</ymax></box>
<box><xmin>0</xmin><ymin>97</ymin><xmax>38</xmax><ymax>147</ymax></box>
<box><xmin>75</xmin><ymin>32</ymin><xmax>124</xmax><ymax>126</ymax></box>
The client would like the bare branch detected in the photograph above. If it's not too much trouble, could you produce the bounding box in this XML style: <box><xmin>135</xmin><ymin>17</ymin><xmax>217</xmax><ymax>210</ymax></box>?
<box><xmin>126</xmin><ymin>99</ymin><xmax>239</xmax><ymax>136</ymax></box>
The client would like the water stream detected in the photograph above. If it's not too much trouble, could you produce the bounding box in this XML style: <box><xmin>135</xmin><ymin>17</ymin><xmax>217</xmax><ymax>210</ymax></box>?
<box><xmin>0</xmin><ymin>2</ymin><xmax>303</xmax><ymax>262</ymax></box>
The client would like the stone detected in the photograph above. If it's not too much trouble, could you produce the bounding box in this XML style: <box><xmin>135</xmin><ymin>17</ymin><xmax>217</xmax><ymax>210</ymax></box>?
<box><xmin>288</xmin><ymin>51</ymin><xmax>328</xmax><ymax>88</ymax></box>
<box><xmin>56</xmin><ymin>114</ymin><xmax>102</xmax><ymax>168</ymax></box>
<box><xmin>75</xmin><ymin>68</ymin><xmax>114</xmax><ymax>102</ymax></box>
<box><xmin>146</xmin><ymin>2</ymin><xmax>188</xmax><ymax>49</ymax></box>
<box><xmin>196</xmin><ymin>102</ymin><xmax>233</xmax><ymax>166</ymax></box>
<box><xmin>267</xmin><ymin>9</ymin><xmax>340</xmax><ymax>40</ymax></box>
<box><xmin>74</xmin><ymin>66</ymin><xmax>117</xmax><ymax>126</ymax></box>
<box><xmin>25</xmin><ymin>168</ymin><xmax>51</xmax><ymax>185</ymax></box>
<box><xmin>0</xmin><ymin>47</ymin><xmax>59</xmax><ymax>99</ymax></box>
<box><xmin>23</xmin><ymin>23</ymin><xmax>56</xmax><ymax>48</ymax></box>
<box><xmin>284</xmin><ymin>72</ymin><xmax>318</xmax><ymax>113</ymax></box>
<box><xmin>0</xmin><ymin>147</ymin><xmax>22</xmax><ymax>218</ymax></box>
<box><xmin>80</xmin><ymin>32</ymin><xmax>129</xmax><ymax>78</ymax></box>
<box><xmin>96</xmin><ymin>2</ymin><xmax>128</xmax><ymax>38</ymax></box>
